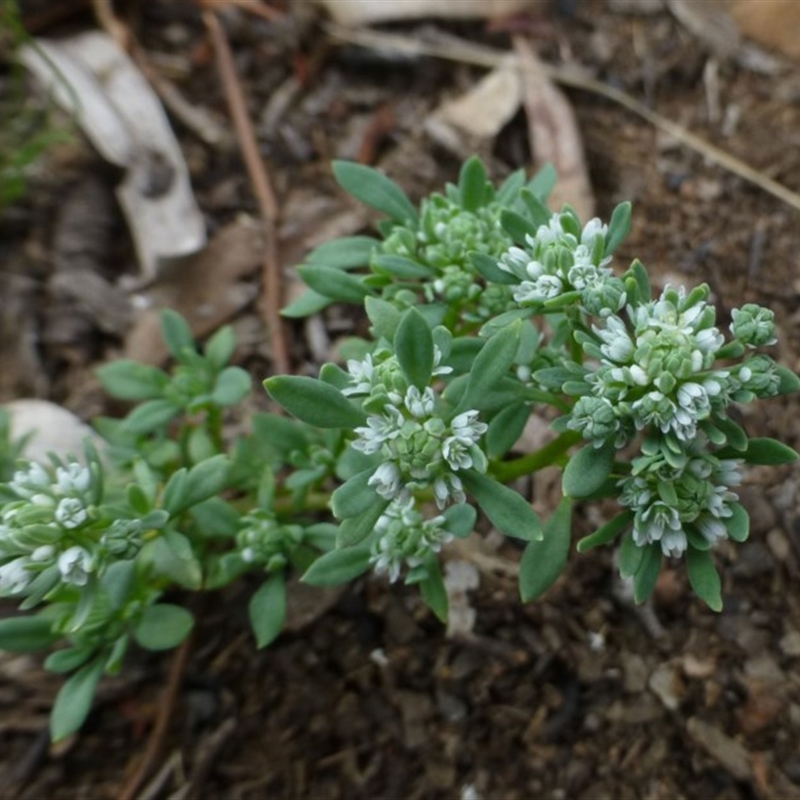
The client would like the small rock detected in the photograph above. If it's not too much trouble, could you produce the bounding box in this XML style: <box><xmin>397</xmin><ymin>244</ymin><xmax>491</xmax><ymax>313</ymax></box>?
<box><xmin>681</xmin><ymin>653</ymin><xmax>716</xmax><ymax>679</ymax></box>
<box><xmin>436</xmin><ymin>689</ymin><xmax>468</xmax><ymax>723</ymax></box>
<box><xmin>649</xmin><ymin>662</ymin><xmax>686</xmax><ymax>711</ymax></box>
<box><xmin>622</xmin><ymin>653</ymin><xmax>649</xmax><ymax>693</ymax></box>
<box><xmin>767</xmin><ymin>529</ymin><xmax>792</xmax><ymax>563</ymax></box>
<box><xmin>779</xmin><ymin>630</ymin><xmax>800</xmax><ymax>657</ymax></box>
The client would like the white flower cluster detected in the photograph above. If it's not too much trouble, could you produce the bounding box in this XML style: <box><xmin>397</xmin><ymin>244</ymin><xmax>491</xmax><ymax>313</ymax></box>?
<box><xmin>352</xmin><ymin>382</ymin><xmax>487</xmax><ymax>508</ymax></box>
<box><xmin>370</xmin><ymin>497</ymin><xmax>455</xmax><ymax>583</ymax></box>
<box><xmin>0</xmin><ymin>461</ymin><xmax>96</xmax><ymax>597</ymax></box>
<box><xmin>619</xmin><ymin>448</ymin><xmax>741</xmax><ymax>558</ymax></box>
<box><xmin>498</xmin><ymin>211</ymin><xmax>625</xmax><ymax>316</ymax></box>
<box><xmin>571</xmin><ymin>286</ymin><xmax>783</xmax><ymax>450</ymax></box>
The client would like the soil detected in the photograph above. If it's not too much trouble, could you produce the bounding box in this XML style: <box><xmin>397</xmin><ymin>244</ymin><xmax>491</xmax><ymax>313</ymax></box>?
<box><xmin>2</xmin><ymin>1</ymin><xmax>800</xmax><ymax>798</ymax></box>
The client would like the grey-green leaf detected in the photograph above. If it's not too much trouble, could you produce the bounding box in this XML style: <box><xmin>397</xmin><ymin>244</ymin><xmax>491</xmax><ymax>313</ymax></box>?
<box><xmin>461</xmin><ymin>470</ymin><xmax>542</xmax><ymax>541</ymax></box>
<box><xmin>248</xmin><ymin>573</ymin><xmax>286</xmax><ymax>649</ymax></box>
<box><xmin>50</xmin><ymin>657</ymin><xmax>105</xmax><ymax>742</ymax></box>
<box><xmin>519</xmin><ymin>496</ymin><xmax>572</xmax><ymax>602</ymax></box>
<box><xmin>562</xmin><ymin>442</ymin><xmax>615</xmax><ymax>499</ymax></box>
<box><xmin>302</xmin><ymin>545</ymin><xmax>372</xmax><ymax>586</ymax></box>
<box><xmin>395</xmin><ymin>307</ymin><xmax>434</xmax><ymax>390</ymax></box>
<box><xmin>686</xmin><ymin>548</ymin><xmax>722</xmax><ymax>612</ymax></box>
<box><xmin>133</xmin><ymin>603</ymin><xmax>194</xmax><ymax>651</ymax></box>
<box><xmin>332</xmin><ymin>160</ymin><xmax>418</xmax><ymax>224</ymax></box>
<box><xmin>264</xmin><ymin>376</ymin><xmax>366</xmax><ymax>429</ymax></box>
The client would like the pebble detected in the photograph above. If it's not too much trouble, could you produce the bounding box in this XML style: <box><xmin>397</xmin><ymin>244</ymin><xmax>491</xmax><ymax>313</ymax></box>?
<box><xmin>648</xmin><ymin>662</ymin><xmax>685</xmax><ymax>711</ymax></box>
<box><xmin>622</xmin><ymin>653</ymin><xmax>649</xmax><ymax>693</ymax></box>
<box><xmin>779</xmin><ymin>629</ymin><xmax>800</xmax><ymax>657</ymax></box>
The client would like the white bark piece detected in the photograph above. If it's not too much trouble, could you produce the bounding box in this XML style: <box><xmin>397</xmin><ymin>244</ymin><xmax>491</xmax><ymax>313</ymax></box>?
<box><xmin>317</xmin><ymin>0</ymin><xmax>539</xmax><ymax>25</ymax></box>
<box><xmin>20</xmin><ymin>32</ymin><xmax>206</xmax><ymax>281</ymax></box>
<box><xmin>429</xmin><ymin>59</ymin><xmax>522</xmax><ymax>141</ymax></box>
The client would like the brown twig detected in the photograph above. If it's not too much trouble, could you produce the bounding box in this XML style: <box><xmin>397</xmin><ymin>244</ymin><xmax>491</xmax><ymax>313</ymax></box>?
<box><xmin>201</xmin><ymin>5</ymin><xmax>291</xmax><ymax>376</ymax></box>
<box><xmin>117</xmin><ymin>636</ymin><xmax>193</xmax><ymax>800</ymax></box>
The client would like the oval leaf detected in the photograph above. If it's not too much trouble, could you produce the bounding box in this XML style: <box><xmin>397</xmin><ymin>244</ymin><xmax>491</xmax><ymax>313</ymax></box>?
<box><xmin>50</xmin><ymin>657</ymin><xmax>105</xmax><ymax>742</ymax></box>
<box><xmin>133</xmin><ymin>603</ymin><xmax>194</xmax><ymax>651</ymax></box>
<box><xmin>302</xmin><ymin>545</ymin><xmax>372</xmax><ymax>586</ymax></box>
<box><xmin>248</xmin><ymin>573</ymin><xmax>286</xmax><ymax>649</ymax></box>
<box><xmin>331</xmin><ymin>468</ymin><xmax>381</xmax><ymax>519</ymax></box>
<box><xmin>332</xmin><ymin>160</ymin><xmax>418</xmax><ymax>224</ymax></box>
<box><xmin>461</xmin><ymin>471</ymin><xmax>542</xmax><ymax>541</ymax></box>
<box><xmin>395</xmin><ymin>308</ymin><xmax>434</xmax><ymax>390</ymax></box>
<box><xmin>264</xmin><ymin>376</ymin><xmax>366</xmax><ymax>429</ymax></box>
<box><xmin>0</xmin><ymin>614</ymin><xmax>58</xmax><ymax>653</ymax></box>
<box><xmin>686</xmin><ymin>548</ymin><xmax>722</xmax><ymax>611</ymax></box>
<box><xmin>562</xmin><ymin>442</ymin><xmax>615</xmax><ymax>499</ymax></box>
<box><xmin>459</xmin><ymin>321</ymin><xmax>522</xmax><ymax>412</ymax></box>
<box><xmin>519</xmin><ymin>496</ymin><xmax>572</xmax><ymax>602</ymax></box>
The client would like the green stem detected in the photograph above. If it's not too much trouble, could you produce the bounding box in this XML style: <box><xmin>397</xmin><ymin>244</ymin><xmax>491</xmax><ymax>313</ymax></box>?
<box><xmin>492</xmin><ymin>430</ymin><xmax>582</xmax><ymax>483</ymax></box>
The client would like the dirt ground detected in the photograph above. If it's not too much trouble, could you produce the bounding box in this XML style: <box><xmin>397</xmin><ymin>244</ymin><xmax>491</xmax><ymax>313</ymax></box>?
<box><xmin>2</xmin><ymin>1</ymin><xmax>800</xmax><ymax>798</ymax></box>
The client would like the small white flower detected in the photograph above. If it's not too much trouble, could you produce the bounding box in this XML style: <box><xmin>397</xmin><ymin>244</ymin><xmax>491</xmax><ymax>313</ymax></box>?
<box><xmin>54</xmin><ymin>497</ymin><xmax>88</xmax><ymax>529</ymax></box>
<box><xmin>353</xmin><ymin>407</ymin><xmax>403</xmax><ymax>454</ymax></box>
<box><xmin>404</xmin><ymin>386</ymin><xmax>435</xmax><ymax>418</ymax></box>
<box><xmin>581</xmin><ymin>217</ymin><xmax>608</xmax><ymax>245</ymax></box>
<box><xmin>10</xmin><ymin>463</ymin><xmax>51</xmax><ymax>499</ymax></box>
<box><xmin>0</xmin><ymin>557</ymin><xmax>31</xmax><ymax>595</ymax></box>
<box><xmin>659</xmin><ymin>527</ymin><xmax>688</xmax><ymax>558</ymax></box>
<box><xmin>58</xmin><ymin>546</ymin><xmax>93</xmax><ymax>586</ymax></box>
<box><xmin>343</xmin><ymin>354</ymin><xmax>376</xmax><ymax>396</ymax></box>
<box><xmin>450</xmin><ymin>410</ymin><xmax>488</xmax><ymax>444</ymax></box>
<box><xmin>515</xmin><ymin>274</ymin><xmax>563</xmax><ymax>304</ymax></box>
<box><xmin>369</xmin><ymin>462</ymin><xmax>402</xmax><ymax>500</ymax></box>
<box><xmin>56</xmin><ymin>463</ymin><xmax>91</xmax><ymax>494</ymax></box>
<box><xmin>432</xmin><ymin>473</ymin><xmax>465</xmax><ymax>509</ymax></box>
<box><xmin>596</xmin><ymin>316</ymin><xmax>634</xmax><ymax>363</ymax></box>
<box><xmin>30</xmin><ymin>545</ymin><xmax>55</xmax><ymax>563</ymax></box>
<box><xmin>442</xmin><ymin>437</ymin><xmax>474</xmax><ymax>470</ymax></box>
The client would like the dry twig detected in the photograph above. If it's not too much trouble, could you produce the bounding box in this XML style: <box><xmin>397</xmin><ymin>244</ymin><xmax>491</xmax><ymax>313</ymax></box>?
<box><xmin>117</xmin><ymin>637</ymin><xmax>193</xmax><ymax>800</ymax></box>
<box><xmin>325</xmin><ymin>24</ymin><xmax>800</xmax><ymax>214</ymax></box>
<box><xmin>201</xmin><ymin>5</ymin><xmax>291</xmax><ymax>376</ymax></box>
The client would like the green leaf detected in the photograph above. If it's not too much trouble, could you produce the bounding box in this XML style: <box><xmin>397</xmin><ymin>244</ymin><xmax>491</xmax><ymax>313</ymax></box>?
<box><xmin>162</xmin><ymin>469</ymin><xmax>189</xmax><ymax>516</ymax></box>
<box><xmin>724</xmin><ymin>502</ymin><xmax>750</xmax><ymax>542</ymax></box>
<box><xmin>526</xmin><ymin>163</ymin><xmax>557</xmax><ymax>202</ymax></box>
<box><xmin>331</xmin><ymin>468</ymin><xmax>381</xmax><ymax>519</ymax></box>
<box><xmin>441</xmin><ymin>503</ymin><xmax>477</xmax><ymax>538</ymax></box>
<box><xmin>519</xmin><ymin>496</ymin><xmax>572</xmax><ymax>602</ymax></box>
<box><xmin>458</xmin><ymin>155</ymin><xmax>489</xmax><ymax>212</ymax></box>
<box><xmin>0</xmin><ymin>615</ymin><xmax>58</xmax><ymax>653</ymax></box>
<box><xmin>147</xmin><ymin>530</ymin><xmax>203</xmax><ymax>589</ymax></box>
<box><xmin>160</xmin><ymin>309</ymin><xmax>195</xmax><ymax>359</ymax></box>
<box><xmin>459</xmin><ymin>321</ymin><xmax>522</xmax><ymax>412</ymax></box>
<box><xmin>461</xmin><ymin>470</ymin><xmax>542</xmax><ymax>541</ymax></box>
<box><xmin>625</xmin><ymin>259</ymin><xmax>651</xmax><ymax>304</ymax></box>
<box><xmin>365</xmin><ymin>297</ymin><xmax>402</xmax><ymax>341</ymax></box>
<box><xmin>306</xmin><ymin>235</ymin><xmax>378</xmax><ymax>268</ymax></box>
<box><xmin>686</xmin><ymin>548</ymin><xmax>722</xmax><ymax>611</ymax></box>
<box><xmin>203</xmin><ymin>325</ymin><xmax>237</xmax><ymax>369</ymax></box>
<box><xmin>336</xmin><ymin>500</ymin><xmax>390</xmax><ymax>547</ymax></box>
<box><xmin>302</xmin><ymin>545</ymin><xmax>372</xmax><ymax>586</ymax></box>
<box><xmin>189</xmin><ymin>497</ymin><xmax>241</xmax><ymax>540</ymax></box>
<box><xmin>248</xmin><ymin>573</ymin><xmax>286</xmax><ymax>649</ymax></box>
<box><xmin>469</xmin><ymin>252</ymin><xmax>517</xmax><ymax>285</ymax></box>
<box><xmin>281</xmin><ymin>288</ymin><xmax>333</xmax><ymax>318</ymax></box>
<box><xmin>577</xmin><ymin>510</ymin><xmax>633</xmax><ymax>553</ymax></box>
<box><xmin>211</xmin><ymin>367</ymin><xmax>251</xmax><ymax>406</ymax></box>
<box><xmin>500</xmin><ymin>208</ymin><xmax>537</xmax><ymax>243</ymax></box>
<box><xmin>486</xmin><ymin>402</ymin><xmax>529</xmax><ymax>458</ymax></box>
<box><xmin>45</xmin><ymin>647</ymin><xmax>93</xmax><ymax>674</ymax></box>
<box><xmin>605</xmin><ymin>201</ymin><xmax>632</xmax><ymax>255</ymax></box>
<box><xmin>496</xmin><ymin>168</ymin><xmax>526</xmax><ymax>204</ymax></box>
<box><xmin>51</xmin><ymin>657</ymin><xmax>105</xmax><ymax>741</ymax></box>
<box><xmin>633</xmin><ymin>544</ymin><xmax>662</xmax><ymax>604</ymax></box>
<box><xmin>712</xmin><ymin>415</ymin><xmax>748</xmax><ymax>451</ymax></box>
<box><xmin>133</xmin><ymin>604</ymin><xmax>194</xmax><ymax>651</ymax></box>
<box><xmin>298</xmin><ymin>265</ymin><xmax>370</xmax><ymax>304</ymax></box>
<box><xmin>420</xmin><ymin>557</ymin><xmax>448</xmax><ymax>622</ymax></box>
<box><xmin>372</xmin><ymin>254</ymin><xmax>434</xmax><ymax>278</ymax></box>
<box><xmin>395</xmin><ymin>307</ymin><xmax>434</xmax><ymax>390</ymax></box>
<box><xmin>741</xmin><ymin>437</ymin><xmax>799</xmax><ymax>465</ymax></box>
<box><xmin>618</xmin><ymin>532</ymin><xmax>644</xmax><ymax>579</ymax></box>
<box><xmin>121</xmin><ymin>399</ymin><xmax>181</xmax><ymax>435</ymax></box>
<box><xmin>332</xmin><ymin>160</ymin><xmax>418</xmax><ymax>224</ymax></box>
<box><xmin>95</xmin><ymin>360</ymin><xmax>169</xmax><ymax>400</ymax></box>
<box><xmin>775</xmin><ymin>365</ymin><xmax>800</xmax><ymax>395</ymax></box>
<box><xmin>264</xmin><ymin>376</ymin><xmax>366</xmax><ymax>429</ymax></box>
<box><xmin>519</xmin><ymin>188</ymin><xmax>551</xmax><ymax>228</ymax></box>
<box><xmin>179</xmin><ymin>455</ymin><xmax>231</xmax><ymax>512</ymax></box>
<box><xmin>562</xmin><ymin>442</ymin><xmax>615</xmax><ymax>499</ymax></box>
